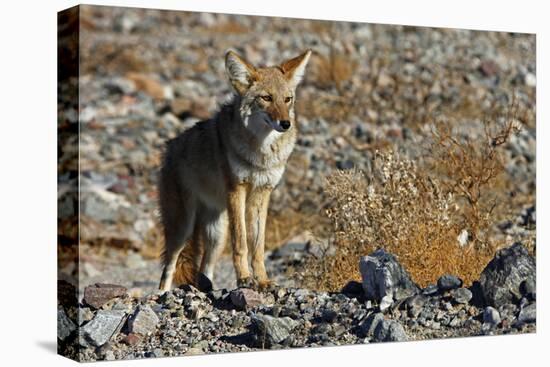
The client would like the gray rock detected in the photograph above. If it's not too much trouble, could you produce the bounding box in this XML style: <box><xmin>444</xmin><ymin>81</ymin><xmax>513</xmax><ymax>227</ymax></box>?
<box><xmin>359</xmin><ymin>249</ymin><xmax>419</xmax><ymax>302</ymax></box>
<box><xmin>517</xmin><ymin>303</ymin><xmax>536</xmax><ymax>324</ymax></box>
<box><xmin>422</xmin><ymin>284</ymin><xmax>438</xmax><ymax>296</ymax></box>
<box><xmin>359</xmin><ymin>312</ymin><xmax>385</xmax><ymax>337</ymax></box>
<box><xmin>81</xmin><ymin>310</ymin><xmax>126</xmax><ymax>347</ymax></box>
<box><xmin>336</xmin><ymin>159</ymin><xmax>354</xmax><ymax>170</ymax></box>
<box><xmin>451</xmin><ymin>288</ymin><xmax>473</xmax><ymax>304</ymax></box>
<box><xmin>520</xmin><ymin>278</ymin><xmax>536</xmax><ymax>299</ymax></box>
<box><xmin>230</xmin><ymin>288</ymin><xmax>263</xmax><ymax>310</ymax></box>
<box><xmin>483</xmin><ymin>307</ymin><xmax>501</xmax><ymax>325</ymax></box>
<box><xmin>479</xmin><ymin>243</ymin><xmax>536</xmax><ymax>307</ymax></box>
<box><xmin>272</xmin><ymin>241</ymin><xmax>307</xmax><ymax>259</ymax></box>
<box><xmin>322</xmin><ymin>309</ymin><xmax>338</xmax><ymax>322</ymax></box>
<box><xmin>57</xmin><ymin>307</ymin><xmax>76</xmax><ymax>341</ymax></box>
<box><xmin>373</xmin><ymin>319</ymin><xmax>408</xmax><ymax>342</ymax></box>
<box><xmin>251</xmin><ymin>314</ymin><xmax>298</xmax><ymax>347</ymax></box>
<box><xmin>311</xmin><ymin>322</ymin><xmax>331</xmax><ymax>335</ymax></box>
<box><xmin>127</xmin><ymin>305</ymin><xmax>159</xmax><ymax>335</ymax></box>
<box><xmin>437</xmin><ymin>275</ymin><xmax>463</xmax><ymax>292</ymax></box>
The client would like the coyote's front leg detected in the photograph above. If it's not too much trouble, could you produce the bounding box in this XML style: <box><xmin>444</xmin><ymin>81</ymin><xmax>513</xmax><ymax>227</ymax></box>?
<box><xmin>227</xmin><ymin>183</ymin><xmax>253</xmax><ymax>287</ymax></box>
<box><xmin>247</xmin><ymin>187</ymin><xmax>275</xmax><ymax>290</ymax></box>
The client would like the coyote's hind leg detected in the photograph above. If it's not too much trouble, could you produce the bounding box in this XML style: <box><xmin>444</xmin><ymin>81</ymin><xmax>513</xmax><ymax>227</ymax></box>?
<box><xmin>199</xmin><ymin>209</ymin><xmax>229</xmax><ymax>284</ymax></box>
<box><xmin>158</xmin><ymin>189</ymin><xmax>197</xmax><ymax>292</ymax></box>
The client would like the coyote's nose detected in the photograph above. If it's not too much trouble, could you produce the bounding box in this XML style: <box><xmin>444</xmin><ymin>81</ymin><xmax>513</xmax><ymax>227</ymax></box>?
<box><xmin>280</xmin><ymin>120</ymin><xmax>291</xmax><ymax>130</ymax></box>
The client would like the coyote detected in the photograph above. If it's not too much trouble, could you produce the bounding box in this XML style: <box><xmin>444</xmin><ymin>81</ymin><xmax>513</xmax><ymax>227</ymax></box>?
<box><xmin>158</xmin><ymin>49</ymin><xmax>312</xmax><ymax>291</ymax></box>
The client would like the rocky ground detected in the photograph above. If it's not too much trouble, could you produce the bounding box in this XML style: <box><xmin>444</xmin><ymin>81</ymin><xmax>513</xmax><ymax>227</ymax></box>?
<box><xmin>58</xmin><ymin>242</ymin><xmax>536</xmax><ymax>361</ymax></box>
<box><xmin>57</xmin><ymin>5</ymin><xmax>536</xmax><ymax>362</ymax></box>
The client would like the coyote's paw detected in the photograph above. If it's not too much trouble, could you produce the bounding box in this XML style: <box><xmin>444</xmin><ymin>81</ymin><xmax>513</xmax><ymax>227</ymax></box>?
<box><xmin>197</xmin><ymin>273</ymin><xmax>213</xmax><ymax>292</ymax></box>
<box><xmin>256</xmin><ymin>279</ymin><xmax>278</xmax><ymax>293</ymax></box>
<box><xmin>237</xmin><ymin>276</ymin><xmax>255</xmax><ymax>289</ymax></box>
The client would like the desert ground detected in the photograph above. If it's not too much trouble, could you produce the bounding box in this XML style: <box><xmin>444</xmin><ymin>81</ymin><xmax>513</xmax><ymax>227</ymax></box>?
<box><xmin>57</xmin><ymin>5</ymin><xmax>536</xmax><ymax>361</ymax></box>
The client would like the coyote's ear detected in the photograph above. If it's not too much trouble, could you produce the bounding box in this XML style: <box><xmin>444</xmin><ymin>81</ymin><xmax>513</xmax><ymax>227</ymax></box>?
<box><xmin>280</xmin><ymin>49</ymin><xmax>312</xmax><ymax>88</ymax></box>
<box><xmin>225</xmin><ymin>50</ymin><xmax>257</xmax><ymax>95</ymax></box>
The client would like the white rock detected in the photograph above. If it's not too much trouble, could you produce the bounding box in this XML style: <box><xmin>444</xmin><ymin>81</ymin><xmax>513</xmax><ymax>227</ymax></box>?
<box><xmin>379</xmin><ymin>295</ymin><xmax>394</xmax><ymax>312</ymax></box>
<box><xmin>525</xmin><ymin>72</ymin><xmax>536</xmax><ymax>87</ymax></box>
<box><xmin>457</xmin><ymin>229</ymin><xmax>469</xmax><ymax>247</ymax></box>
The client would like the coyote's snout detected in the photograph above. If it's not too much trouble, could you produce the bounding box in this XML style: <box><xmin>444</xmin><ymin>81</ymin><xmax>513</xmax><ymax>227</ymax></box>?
<box><xmin>158</xmin><ymin>49</ymin><xmax>312</xmax><ymax>291</ymax></box>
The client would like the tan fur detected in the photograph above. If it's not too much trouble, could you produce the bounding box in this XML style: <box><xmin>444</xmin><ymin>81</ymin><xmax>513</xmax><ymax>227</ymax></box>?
<box><xmin>227</xmin><ymin>183</ymin><xmax>251</xmax><ymax>281</ymax></box>
<box><xmin>246</xmin><ymin>187</ymin><xmax>272</xmax><ymax>287</ymax></box>
<box><xmin>159</xmin><ymin>49</ymin><xmax>312</xmax><ymax>291</ymax></box>
<box><xmin>172</xmin><ymin>234</ymin><xmax>203</xmax><ymax>287</ymax></box>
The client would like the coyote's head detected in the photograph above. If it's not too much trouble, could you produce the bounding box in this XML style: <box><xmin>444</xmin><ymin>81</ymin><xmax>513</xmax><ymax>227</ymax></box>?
<box><xmin>225</xmin><ymin>50</ymin><xmax>311</xmax><ymax>134</ymax></box>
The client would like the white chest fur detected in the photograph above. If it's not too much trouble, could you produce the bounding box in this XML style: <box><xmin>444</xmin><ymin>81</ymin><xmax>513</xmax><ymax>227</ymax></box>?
<box><xmin>226</xmin><ymin>113</ymin><xmax>295</xmax><ymax>188</ymax></box>
<box><xmin>227</xmin><ymin>149</ymin><xmax>288</xmax><ymax>188</ymax></box>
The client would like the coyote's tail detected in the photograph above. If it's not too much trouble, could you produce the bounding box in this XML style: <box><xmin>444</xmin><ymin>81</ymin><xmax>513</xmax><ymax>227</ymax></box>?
<box><xmin>171</xmin><ymin>238</ymin><xmax>202</xmax><ymax>288</ymax></box>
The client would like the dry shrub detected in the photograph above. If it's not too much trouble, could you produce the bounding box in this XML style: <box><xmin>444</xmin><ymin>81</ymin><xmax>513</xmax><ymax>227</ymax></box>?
<box><xmin>428</xmin><ymin>111</ymin><xmax>522</xmax><ymax>245</ymax></box>
<box><xmin>265</xmin><ymin>209</ymin><xmax>329</xmax><ymax>251</ymax></box>
<box><xmin>305</xmin><ymin>113</ymin><xmax>520</xmax><ymax>290</ymax></box>
<box><xmin>208</xmin><ymin>21</ymin><xmax>248</xmax><ymax>34</ymax></box>
<box><xmin>299</xmin><ymin>24</ymin><xmax>359</xmax><ymax>123</ymax></box>
<box><xmin>224</xmin><ymin>209</ymin><xmax>325</xmax><ymax>255</ymax></box>
<box><xmin>298</xmin><ymin>51</ymin><xmax>359</xmax><ymax>122</ymax></box>
<box><xmin>141</xmin><ymin>225</ymin><xmax>164</xmax><ymax>260</ymax></box>
<box><xmin>311</xmin><ymin>52</ymin><xmax>358</xmax><ymax>93</ymax></box>
<box><xmin>297</xmin><ymin>93</ymin><xmax>355</xmax><ymax>123</ymax></box>
<box><xmin>146</xmin><ymin>207</ymin><xmax>323</xmax><ymax>270</ymax></box>
<box><xmin>307</xmin><ymin>19</ymin><xmax>334</xmax><ymax>35</ymax></box>
<box><xmin>83</xmin><ymin>45</ymin><xmax>151</xmax><ymax>75</ymax></box>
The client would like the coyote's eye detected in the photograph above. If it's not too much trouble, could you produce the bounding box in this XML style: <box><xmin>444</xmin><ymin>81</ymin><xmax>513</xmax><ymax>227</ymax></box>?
<box><xmin>285</xmin><ymin>96</ymin><xmax>292</xmax><ymax>103</ymax></box>
<box><xmin>260</xmin><ymin>95</ymin><xmax>272</xmax><ymax>102</ymax></box>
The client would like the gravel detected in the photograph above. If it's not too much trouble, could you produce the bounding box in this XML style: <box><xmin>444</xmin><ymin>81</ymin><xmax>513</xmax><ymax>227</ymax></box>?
<box><xmin>59</xmin><ymin>243</ymin><xmax>537</xmax><ymax>361</ymax></box>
